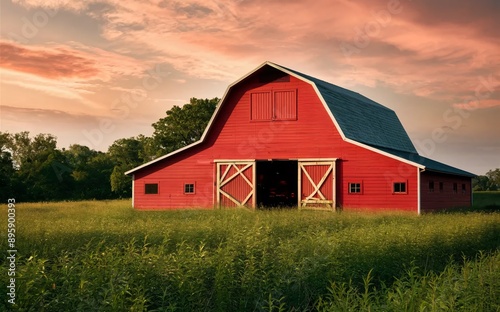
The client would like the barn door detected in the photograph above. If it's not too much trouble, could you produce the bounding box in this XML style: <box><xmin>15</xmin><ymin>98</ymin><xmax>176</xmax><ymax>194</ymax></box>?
<box><xmin>216</xmin><ymin>161</ymin><xmax>256</xmax><ymax>207</ymax></box>
<box><xmin>298</xmin><ymin>160</ymin><xmax>336</xmax><ymax>210</ymax></box>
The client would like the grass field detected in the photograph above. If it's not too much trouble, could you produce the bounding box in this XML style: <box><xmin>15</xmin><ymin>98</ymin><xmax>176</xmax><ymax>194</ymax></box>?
<box><xmin>474</xmin><ymin>191</ymin><xmax>500</xmax><ymax>210</ymax></box>
<box><xmin>1</xmin><ymin>199</ymin><xmax>499</xmax><ymax>311</ymax></box>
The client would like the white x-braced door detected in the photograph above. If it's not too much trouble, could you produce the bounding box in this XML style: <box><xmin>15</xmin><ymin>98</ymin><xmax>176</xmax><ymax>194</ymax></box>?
<box><xmin>298</xmin><ymin>160</ymin><xmax>336</xmax><ymax>210</ymax></box>
<box><xmin>216</xmin><ymin>161</ymin><xmax>255</xmax><ymax>207</ymax></box>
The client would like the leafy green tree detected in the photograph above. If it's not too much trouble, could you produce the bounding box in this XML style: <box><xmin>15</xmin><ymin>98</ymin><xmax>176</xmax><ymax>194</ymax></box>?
<box><xmin>63</xmin><ymin>145</ymin><xmax>114</xmax><ymax>199</ymax></box>
<box><xmin>473</xmin><ymin>175</ymin><xmax>491</xmax><ymax>191</ymax></box>
<box><xmin>2</xmin><ymin>132</ymin><xmax>116</xmax><ymax>201</ymax></box>
<box><xmin>84</xmin><ymin>152</ymin><xmax>115</xmax><ymax>199</ymax></box>
<box><xmin>0</xmin><ymin>132</ymin><xmax>16</xmax><ymax>201</ymax></box>
<box><xmin>136</xmin><ymin>134</ymin><xmax>157</xmax><ymax>163</ymax></box>
<box><xmin>473</xmin><ymin>169</ymin><xmax>500</xmax><ymax>191</ymax></box>
<box><xmin>485</xmin><ymin>169</ymin><xmax>500</xmax><ymax>190</ymax></box>
<box><xmin>152</xmin><ymin>97</ymin><xmax>218</xmax><ymax>155</ymax></box>
<box><xmin>7</xmin><ymin>132</ymin><xmax>73</xmax><ymax>201</ymax></box>
<box><xmin>5</xmin><ymin>131</ymin><xmax>31</xmax><ymax>169</ymax></box>
<box><xmin>108</xmin><ymin>137</ymin><xmax>147</xmax><ymax>197</ymax></box>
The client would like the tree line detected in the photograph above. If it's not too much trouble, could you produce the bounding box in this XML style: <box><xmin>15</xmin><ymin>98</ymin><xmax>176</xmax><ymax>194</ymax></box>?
<box><xmin>472</xmin><ymin>169</ymin><xmax>500</xmax><ymax>191</ymax></box>
<box><xmin>0</xmin><ymin>98</ymin><xmax>218</xmax><ymax>202</ymax></box>
<box><xmin>1</xmin><ymin>96</ymin><xmax>498</xmax><ymax>202</ymax></box>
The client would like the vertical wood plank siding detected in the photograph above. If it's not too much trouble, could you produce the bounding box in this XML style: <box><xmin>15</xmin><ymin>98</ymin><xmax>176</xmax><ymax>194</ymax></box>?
<box><xmin>250</xmin><ymin>92</ymin><xmax>272</xmax><ymax>120</ymax></box>
<box><xmin>274</xmin><ymin>90</ymin><xmax>297</xmax><ymax>120</ymax></box>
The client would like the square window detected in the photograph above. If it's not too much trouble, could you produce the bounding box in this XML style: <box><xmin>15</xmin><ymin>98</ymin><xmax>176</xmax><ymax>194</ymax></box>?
<box><xmin>349</xmin><ymin>183</ymin><xmax>361</xmax><ymax>194</ymax></box>
<box><xmin>184</xmin><ymin>183</ymin><xmax>195</xmax><ymax>194</ymax></box>
<box><xmin>145</xmin><ymin>183</ymin><xmax>158</xmax><ymax>194</ymax></box>
<box><xmin>393</xmin><ymin>182</ymin><xmax>407</xmax><ymax>194</ymax></box>
<box><xmin>429</xmin><ymin>181</ymin><xmax>434</xmax><ymax>192</ymax></box>
<box><xmin>439</xmin><ymin>182</ymin><xmax>444</xmax><ymax>192</ymax></box>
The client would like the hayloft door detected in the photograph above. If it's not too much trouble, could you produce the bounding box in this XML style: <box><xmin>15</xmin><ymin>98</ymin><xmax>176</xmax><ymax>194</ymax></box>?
<box><xmin>216</xmin><ymin>161</ymin><xmax>256</xmax><ymax>208</ymax></box>
<box><xmin>298</xmin><ymin>159</ymin><xmax>336</xmax><ymax>210</ymax></box>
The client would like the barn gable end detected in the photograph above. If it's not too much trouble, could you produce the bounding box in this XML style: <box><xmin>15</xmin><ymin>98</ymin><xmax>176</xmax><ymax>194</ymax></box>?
<box><xmin>126</xmin><ymin>62</ymin><xmax>474</xmax><ymax>212</ymax></box>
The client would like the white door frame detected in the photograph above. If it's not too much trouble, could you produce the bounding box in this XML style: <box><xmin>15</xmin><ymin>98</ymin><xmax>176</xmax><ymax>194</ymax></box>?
<box><xmin>298</xmin><ymin>159</ymin><xmax>337</xmax><ymax>210</ymax></box>
<box><xmin>215</xmin><ymin>160</ymin><xmax>256</xmax><ymax>207</ymax></box>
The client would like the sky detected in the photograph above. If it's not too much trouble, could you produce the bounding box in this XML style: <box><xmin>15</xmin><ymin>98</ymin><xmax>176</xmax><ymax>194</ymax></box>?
<box><xmin>0</xmin><ymin>0</ymin><xmax>499</xmax><ymax>175</ymax></box>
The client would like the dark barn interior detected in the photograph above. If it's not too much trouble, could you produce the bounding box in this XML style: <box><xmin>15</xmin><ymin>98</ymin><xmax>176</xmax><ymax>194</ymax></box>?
<box><xmin>256</xmin><ymin>160</ymin><xmax>298</xmax><ymax>208</ymax></box>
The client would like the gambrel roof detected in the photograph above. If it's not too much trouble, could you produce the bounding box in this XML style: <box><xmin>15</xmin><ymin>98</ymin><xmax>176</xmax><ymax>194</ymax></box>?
<box><xmin>281</xmin><ymin>65</ymin><xmax>417</xmax><ymax>153</ymax></box>
<box><xmin>277</xmin><ymin>64</ymin><xmax>474</xmax><ymax>177</ymax></box>
<box><xmin>126</xmin><ymin>61</ymin><xmax>474</xmax><ymax>177</ymax></box>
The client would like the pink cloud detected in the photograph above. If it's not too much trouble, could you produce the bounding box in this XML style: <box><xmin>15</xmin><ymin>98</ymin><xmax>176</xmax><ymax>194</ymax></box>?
<box><xmin>453</xmin><ymin>99</ymin><xmax>500</xmax><ymax>111</ymax></box>
<box><xmin>0</xmin><ymin>41</ymin><xmax>100</xmax><ymax>79</ymax></box>
<box><xmin>0</xmin><ymin>40</ymin><xmax>153</xmax><ymax>81</ymax></box>
<box><xmin>5</xmin><ymin>0</ymin><xmax>500</xmax><ymax>108</ymax></box>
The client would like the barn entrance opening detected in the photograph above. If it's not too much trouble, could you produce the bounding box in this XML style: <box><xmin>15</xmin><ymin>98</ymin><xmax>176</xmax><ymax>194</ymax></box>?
<box><xmin>256</xmin><ymin>160</ymin><xmax>298</xmax><ymax>208</ymax></box>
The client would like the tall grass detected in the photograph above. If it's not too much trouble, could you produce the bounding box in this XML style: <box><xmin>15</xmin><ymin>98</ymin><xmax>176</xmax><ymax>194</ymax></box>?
<box><xmin>1</xmin><ymin>200</ymin><xmax>499</xmax><ymax>311</ymax></box>
<box><xmin>317</xmin><ymin>251</ymin><xmax>500</xmax><ymax>311</ymax></box>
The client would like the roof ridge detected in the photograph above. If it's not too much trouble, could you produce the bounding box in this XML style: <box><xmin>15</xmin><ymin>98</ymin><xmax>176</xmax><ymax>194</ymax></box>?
<box><xmin>272</xmin><ymin>63</ymin><xmax>392</xmax><ymax>111</ymax></box>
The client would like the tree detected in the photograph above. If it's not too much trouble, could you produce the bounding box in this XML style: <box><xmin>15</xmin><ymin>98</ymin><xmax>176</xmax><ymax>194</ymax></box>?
<box><xmin>472</xmin><ymin>169</ymin><xmax>500</xmax><ymax>191</ymax></box>
<box><xmin>62</xmin><ymin>144</ymin><xmax>114</xmax><ymax>199</ymax></box>
<box><xmin>0</xmin><ymin>132</ymin><xmax>16</xmax><ymax>201</ymax></box>
<box><xmin>473</xmin><ymin>175</ymin><xmax>491</xmax><ymax>191</ymax></box>
<box><xmin>83</xmin><ymin>152</ymin><xmax>114</xmax><ymax>199</ymax></box>
<box><xmin>152</xmin><ymin>97</ymin><xmax>218</xmax><ymax>155</ymax></box>
<box><xmin>108</xmin><ymin>137</ymin><xmax>147</xmax><ymax>197</ymax></box>
<box><xmin>485</xmin><ymin>169</ymin><xmax>500</xmax><ymax>190</ymax></box>
<box><xmin>4</xmin><ymin>131</ymin><xmax>31</xmax><ymax>169</ymax></box>
<box><xmin>136</xmin><ymin>134</ymin><xmax>157</xmax><ymax>163</ymax></box>
<box><xmin>5</xmin><ymin>132</ymin><xmax>73</xmax><ymax>201</ymax></box>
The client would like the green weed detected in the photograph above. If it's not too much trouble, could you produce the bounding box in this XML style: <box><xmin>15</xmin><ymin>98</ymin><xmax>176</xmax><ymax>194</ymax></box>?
<box><xmin>0</xmin><ymin>200</ymin><xmax>499</xmax><ymax>311</ymax></box>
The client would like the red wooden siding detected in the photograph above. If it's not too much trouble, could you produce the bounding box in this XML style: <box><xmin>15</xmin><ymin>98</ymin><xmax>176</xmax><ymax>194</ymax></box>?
<box><xmin>337</xmin><ymin>154</ymin><xmax>417</xmax><ymax>212</ymax></box>
<box><xmin>420</xmin><ymin>171</ymin><xmax>472</xmax><ymax>212</ymax></box>
<box><xmin>133</xmin><ymin>73</ymin><xmax>419</xmax><ymax>212</ymax></box>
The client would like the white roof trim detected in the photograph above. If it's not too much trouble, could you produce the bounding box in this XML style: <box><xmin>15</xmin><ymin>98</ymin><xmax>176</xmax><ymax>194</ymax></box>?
<box><xmin>126</xmin><ymin>61</ymin><xmax>424</xmax><ymax>175</ymax></box>
<box><xmin>417</xmin><ymin>167</ymin><xmax>422</xmax><ymax>215</ymax></box>
<box><xmin>265</xmin><ymin>62</ymin><xmax>424</xmax><ymax>170</ymax></box>
<box><xmin>126</xmin><ymin>61</ymin><xmax>273</xmax><ymax>175</ymax></box>
<box><xmin>345</xmin><ymin>138</ymin><xmax>424</xmax><ymax>169</ymax></box>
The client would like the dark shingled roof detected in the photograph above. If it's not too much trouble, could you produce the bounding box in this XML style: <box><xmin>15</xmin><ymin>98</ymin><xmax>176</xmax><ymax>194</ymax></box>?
<box><xmin>372</xmin><ymin>146</ymin><xmax>476</xmax><ymax>177</ymax></box>
<box><xmin>276</xmin><ymin>63</ymin><xmax>474</xmax><ymax>177</ymax></box>
<box><xmin>281</xmin><ymin>65</ymin><xmax>418</xmax><ymax>153</ymax></box>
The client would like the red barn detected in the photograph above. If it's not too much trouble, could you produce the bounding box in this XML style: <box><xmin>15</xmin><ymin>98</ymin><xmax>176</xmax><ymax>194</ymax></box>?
<box><xmin>126</xmin><ymin>62</ymin><xmax>474</xmax><ymax>213</ymax></box>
